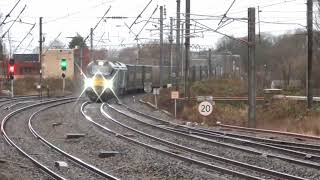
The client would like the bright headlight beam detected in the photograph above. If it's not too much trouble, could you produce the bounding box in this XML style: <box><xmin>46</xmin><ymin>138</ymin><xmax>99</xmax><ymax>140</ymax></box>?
<box><xmin>77</xmin><ymin>61</ymin><xmax>121</xmax><ymax>103</ymax></box>
<box><xmin>103</xmin><ymin>79</ymin><xmax>113</xmax><ymax>89</ymax></box>
<box><xmin>84</xmin><ymin>78</ymin><xmax>94</xmax><ymax>88</ymax></box>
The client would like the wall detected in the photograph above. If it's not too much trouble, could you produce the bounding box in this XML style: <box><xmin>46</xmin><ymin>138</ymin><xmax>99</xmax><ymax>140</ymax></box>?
<box><xmin>42</xmin><ymin>49</ymin><xmax>74</xmax><ymax>79</ymax></box>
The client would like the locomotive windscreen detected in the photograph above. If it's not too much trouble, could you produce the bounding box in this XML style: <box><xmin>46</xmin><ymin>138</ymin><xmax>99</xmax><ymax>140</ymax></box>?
<box><xmin>87</xmin><ymin>61</ymin><xmax>113</xmax><ymax>76</ymax></box>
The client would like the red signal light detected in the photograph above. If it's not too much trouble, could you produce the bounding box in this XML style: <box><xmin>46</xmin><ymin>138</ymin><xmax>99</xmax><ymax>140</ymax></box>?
<box><xmin>9</xmin><ymin>65</ymin><xmax>15</xmax><ymax>73</ymax></box>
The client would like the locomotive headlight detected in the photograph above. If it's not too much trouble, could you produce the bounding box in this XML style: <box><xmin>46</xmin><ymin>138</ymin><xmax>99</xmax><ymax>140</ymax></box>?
<box><xmin>103</xmin><ymin>79</ymin><xmax>113</xmax><ymax>89</ymax></box>
<box><xmin>84</xmin><ymin>78</ymin><xmax>94</xmax><ymax>88</ymax></box>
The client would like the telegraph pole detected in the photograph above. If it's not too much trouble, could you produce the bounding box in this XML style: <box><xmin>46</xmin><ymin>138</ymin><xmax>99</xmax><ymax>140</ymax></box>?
<box><xmin>307</xmin><ymin>0</ymin><xmax>313</xmax><ymax>108</ymax></box>
<box><xmin>181</xmin><ymin>23</ymin><xmax>184</xmax><ymax>81</ymax></box>
<box><xmin>175</xmin><ymin>0</ymin><xmax>181</xmax><ymax>90</ymax></box>
<box><xmin>39</xmin><ymin>17</ymin><xmax>43</xmax><ymax>99</ymax></box>
<box><xmin>185</xmin><ymin>0</ymin><xmax>191</xmax><ymax>99</ymax></box>
<box><xmin>159</xmin><ymin>6</ymin><xmax>164</xmax><ymax>88</ymax></box>
<box><xmin>208</xmin><ymin>48</ymin><xmax>212</xmax><ymax>77</ymax></box>
<box><xmin>169</xmin><ymin>17</ymin><xmax>173</xmax><ymax>84</ymax></box>
<box><xmin>90</xmin><ymin>28</ymin><xmax>93</xmax><ymax>62</ymax></box>
<box><xmin>258</xmin><ymin>6</ymin><xmax>261</xmax><ymax>43</ymax></box>
<box><xmin>248</xmin><ymin>8</ymin><xmax>256</xmax><ymax>128</ymax></box>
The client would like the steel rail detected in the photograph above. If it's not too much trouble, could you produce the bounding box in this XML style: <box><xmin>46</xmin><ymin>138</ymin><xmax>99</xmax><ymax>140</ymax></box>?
<box><xmin>28</xmin><ymin>100</ymin><xmax>119</xmax><ymax>180</ymax></box>
<box><xmin>162</xmin><ymin>126</ymin><xmax>320</xmax><ymax>161</ymax></box>
<box><xmin>117</xmin><ymin>103</ymin><xmax>320</xmax><ymax>169</ymax></box>
<box><xmin>103</xmin><ymin>103</ymin><xmax>305</xmax><ymax>180</ymax></box>
<box><xmin>130</xmin><ymin>100</ymin><xmax>320</xmax><ymax>151</ymax></box>
<box><xmin>178</xmin><ymin>127</ymin><xmax>320</xmax><ymax>153</ymax></box>
<box><xmin>1</xmin><ymin>97</ymin><xmax>76</xmax><ymax>179</ymax></box>
<box><xmin>194</xmin><ymin>127</ymin><xmax>320</xmax><ymax>150</ymax></box>
<box><xmin>5</xmin><ymin>100</ymin><xmax>37</xmax><ymax>110</ymax></box>
<box><xmin>217</xmin><ymin>123</ymin><xmax>320</xmax><ymax>141</ymax></box>
<box><xmin>0</xmin><ymin>95</ymin><xmax>40</xmax><ymax>103</ymax></box>
<box><xmin>80</xmin><ymin>102</ymin><xmax>263</xmax><ymax>180</ymax></box>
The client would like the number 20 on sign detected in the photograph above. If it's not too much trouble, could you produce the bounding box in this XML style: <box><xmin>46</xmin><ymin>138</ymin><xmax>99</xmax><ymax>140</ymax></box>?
<box><xmin>198</xmin><ymin>101</ymin><xmax>213</xmax><ymax>116</ymax></box>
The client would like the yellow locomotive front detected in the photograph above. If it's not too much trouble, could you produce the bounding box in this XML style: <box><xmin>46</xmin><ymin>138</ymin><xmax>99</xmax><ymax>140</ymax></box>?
<box><xmin>84</xmin><ymin>60</ymin><xmax>115</xmax><ymax>102</ymax></box>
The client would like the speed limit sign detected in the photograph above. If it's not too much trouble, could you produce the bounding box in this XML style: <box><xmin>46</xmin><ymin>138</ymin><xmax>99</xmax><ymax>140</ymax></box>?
<box><xmin>198</xmin><ymin>101</ymin><xmax>213</xmax><ymax>116</ymax></box>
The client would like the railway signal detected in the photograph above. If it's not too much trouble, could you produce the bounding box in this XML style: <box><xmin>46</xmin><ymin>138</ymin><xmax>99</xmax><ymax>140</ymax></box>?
<box><xmin>60</xmin><ymin>58</ymin><xmax>67</xmax><ymax>71</ymax></box>
<box><xmin>60</xmin><ymin>59</ymin><xmax>67</xmax><ymax>96</ymax></box>
<box><xmin>8</xmin><ymin>58</ymin><xmax>15</xmax><ymax>97</ymax></box>
<box><xmin>8</xmin><ymin>58</ymin><xmax>15</xmax><ymax>80</ymax></box>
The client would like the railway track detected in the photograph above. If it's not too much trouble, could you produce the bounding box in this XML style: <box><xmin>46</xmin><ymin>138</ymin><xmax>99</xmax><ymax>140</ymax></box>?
<box><xmin>110</xmin><ymin>103</ymin><xmax>320</xmax><ymax>169</ymax></box>
<box><xmin>216</xmin><ymin>123</ymin><xmax>320</xmax><ymax>141</ymax></box>
<box><xmin>1</xmin><ymin>97</ymin><xmax>119</xmax><ymax>180</ymax></box>
<box><xmin>0</xmin><ymin>95</ymin><xmax>40</xmax><ymax>105</ymax></box>
<box><xmin>136</xmin><ymin>99</ymin><xmax>320</xmax><ymax>154</ymax></box>
<box><xmin>124</xmin><ymin>110</ymin><xmax>320</xmax><ymax>157</ymax></box>
<box><xmin>82</xmin><ymin>102</ymin><xmax>266</xmax><ymax>180</ymax></box>
<box><xmin>82</xmin><ymin>101</ymin><xmax>318</xmax><ymax>179</ymax></box>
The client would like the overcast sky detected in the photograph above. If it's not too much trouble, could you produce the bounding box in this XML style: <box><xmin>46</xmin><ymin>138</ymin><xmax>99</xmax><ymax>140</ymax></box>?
<box><xmin>0</xmin><ymin>0</ymin><xmax>309</xmax><ymax>54</ymax></box>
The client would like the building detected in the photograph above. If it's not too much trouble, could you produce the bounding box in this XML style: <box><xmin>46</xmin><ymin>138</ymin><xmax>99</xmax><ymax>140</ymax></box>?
<box><xmin>0</xmin><ymin>54</ymin><xmax>40</xmax><ymax>80</ymax></box>
<box><xmin>42</xmin><ymin>49</ymin><xmax>74</xmax><ymax>79</ymax></box>
<box><xmin>13</xmin><ymin>54</ymin><xmax>40</xmax><ymax>78</ymax></box>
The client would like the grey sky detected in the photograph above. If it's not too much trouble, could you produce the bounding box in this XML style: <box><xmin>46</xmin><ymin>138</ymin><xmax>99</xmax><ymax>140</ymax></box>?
<box><xmin>0</xmin><ymin>0</ymin><xmax>308</xmax><ymax>54</ymax></box>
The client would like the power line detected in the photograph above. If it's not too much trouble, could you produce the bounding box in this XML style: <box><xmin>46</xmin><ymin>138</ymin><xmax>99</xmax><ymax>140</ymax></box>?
<box><xmin>22</xmin><ymin>37</ymin><xmax>34</xmax><ymax>54</ymax></box>
<box><xmin>1</xmin><ymin>4</ymin><xmax>27</xmax><ymax>38</ymax></box>
<box><xmin>94</xmin><ymin>32</ymin><xmax>106</xmax><ymax>48</ymax></box>
<box><xmin>13</xmin><ymin>23</ymin><xmax>36</xmax><ymax>53</ymax></box>
<box><xmin>260</xmin><ymin>20</ymin><xmax>306</xmax><ymax>28</ymax></box>
<box><xmin>43</xmin><ymin>32</ymin><xmax>62</xmax><ymax>54</ymax></box>
<box><xmin>135</xmin><ymin>6</ymin><xmax>158</xmax><ymax>40</ymax></box>
<box><xmin>260</xmin><ymin>0</ymin><xmax>299</xmax><ymax>8</ymax></box>
<box><xmin>84</xmin><ymin>6</ymin><xmax>112</xmax><ymax>42</ymax></box>
<box><xmin>191</xmin><ymin>19</ymin><xmax>248</xmax><ymax>44</ymax></box>
<box><xmin>124</xmin><ymin>22</ymin><xmax>143</xmax><ymax>44</ymax></box>
<box><xmin>226</xmin><ymin>0</ymin><xmax>300</xmax><ymax>16</ymax></box>
<box><xmin>43</xmin><ymin>1</ymin><xmax>113</xmax><ymax>24</ymax></box>
<box><xmin>0</xmin><ymin>0</ymin><xmax>22</xmax><ymax>27</ymax></box>
<box><xmin>129</xmin><ymin>0</ymin><xmax>153</xmax><ymax>29</ymax></box>
<box><xmin>217</xmin><ymin>0</ymin><xmax>237</xmax><ymax>27</ymax></box>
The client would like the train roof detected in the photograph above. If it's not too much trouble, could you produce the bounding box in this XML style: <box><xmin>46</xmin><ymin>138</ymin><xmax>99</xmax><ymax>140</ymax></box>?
<box><xmin>90</xmin><ymin>60</ymin><xmax>127</xmax><ymax>70</ymax></box>
<box><xmin>108</xmin><ymin>61</ymin><xmax>127</xmax><ymax>70</ymax></box>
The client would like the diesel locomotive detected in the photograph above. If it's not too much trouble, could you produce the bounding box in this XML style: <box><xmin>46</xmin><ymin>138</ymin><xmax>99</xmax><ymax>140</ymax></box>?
<box><xmin>84</xmin><ymin>60</ymin><xmax>172</xmax><ymax>102</ymax></box>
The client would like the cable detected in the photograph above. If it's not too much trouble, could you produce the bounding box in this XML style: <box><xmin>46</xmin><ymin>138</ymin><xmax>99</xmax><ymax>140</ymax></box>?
<box><xmin>43</xmin><ymin>0</ymin><xmax>114</xmax><ymax>24</ymax></box>
<box><xmin>226</xmin><ymin>0</ymin><xmax>300</xmax><ymax>16</ymax></box>
<box><xmin>1</xmin><ymin>4</ymin><xmax>27</xmax><ymax>38</ymax></box>
<box><xmin>83</xmin><ymin>6</ymin><xmax>111</xmax><ymax>42</ymax></box>
<box><xmin>0</xmin><ymin>0</ymin><xmax>22</xmax><ymax>27</ymax></box>
<box><xmin>124</xmin><ymin>22</ymin><xmax>143</xmax><ymax>44</ymax></box>
<box><xmin>260</xmin><ymin>20</ymin><xmax>306</xmax><ymax>28</ymax></box>
<box><xmin>191</xmin><ymin>19</ymin><xmax>248</xmax><ymax>44</ymax></box>
<box><xmin>22</xmin><ymin>37</ymin><xmax>34</xmax><ymax>54</ymax></box>
<box><xmin>135</xmin><ymin>6</ymin><xmax>158</xmax><ymax>40</ymax></box>
<box><xmin>217</xmin><ymin>0</ymin><xmax>237</xmax><ymax>26</ymax></box>
<box><xmin>13</xmin><ymin>23</ymin><xmax>36</xmax><ymax>53</ymax></box>
<box><xmin>129</xmin><ymin>0</ymin><xmax>153</xmax><ymax>29</ymax></box>
<box><xmin>260</xmin><ymin>0</ymin><xmax>299</xmax><ymax>8</ymax></box>
<box><xmin>94</xmin><ymin>32</ymin><xmax>106</xmax><ymax>48</ymax></box>
<box><xmin>43</xmin><ymin>32</ymin><xmax>62</xmax><ymax>54</ymax></box>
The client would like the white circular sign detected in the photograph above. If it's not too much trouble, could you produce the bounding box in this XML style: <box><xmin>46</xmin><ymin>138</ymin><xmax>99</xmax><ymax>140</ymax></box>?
<box><xmin>198</xmin><ymin>101</ymin><xmax>213</xmax><ymax>116</ymax></box>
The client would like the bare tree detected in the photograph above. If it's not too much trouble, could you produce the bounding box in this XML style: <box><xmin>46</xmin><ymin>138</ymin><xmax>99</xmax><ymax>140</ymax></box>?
<box><xmin>47</xmin><ymin>39</ymin><xmax>65</xmax><ymax>49</ymax></box>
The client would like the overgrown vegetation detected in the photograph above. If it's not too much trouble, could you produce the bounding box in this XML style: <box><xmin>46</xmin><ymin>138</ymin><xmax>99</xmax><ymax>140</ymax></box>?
<box><xmin>257</xmin><ymin>100</ymin><xmax>320</xmax><ymax>135</ymax></box>
<box><xmin>2</xmin><ymin>77</ymin><xmax>76</xmax><ymax>96</ymax></box>
<box><xmin>190</xmin><ymin>78</ymin><xmax>247</xmax><ymax>96</ymax></box>
<box><xmin>145</xmin><ymin>79</ymin><xmax>320</xmax><ymax>136</ymax></box>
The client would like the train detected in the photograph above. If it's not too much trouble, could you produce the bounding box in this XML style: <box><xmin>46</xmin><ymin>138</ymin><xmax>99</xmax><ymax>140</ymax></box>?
<box><xmin>84</xmin><ymin>60</ymin><xmax>171</xmax><ymax>102</ymax></box>
<box><xmin>84</xmin><ymin>59</ymin><xmax>212</xmax><ymax>102</ymax></box>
